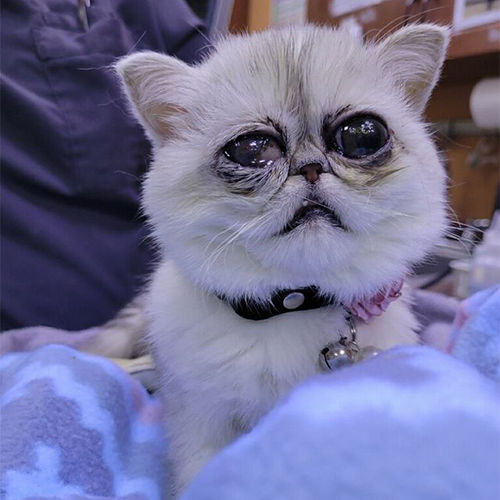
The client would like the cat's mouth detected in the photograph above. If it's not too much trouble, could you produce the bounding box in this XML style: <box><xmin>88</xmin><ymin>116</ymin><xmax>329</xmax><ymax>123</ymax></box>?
<box><xmin>281</xmin><ymin>200</ymin><xmax>346</xmax><ymax>234</ymax></box>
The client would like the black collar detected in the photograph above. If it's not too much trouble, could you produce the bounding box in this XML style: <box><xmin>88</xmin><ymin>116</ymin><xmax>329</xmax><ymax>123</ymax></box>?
<box><xmin>219</xmin><ymin>286</ymin><xmax>338</xmax><ymax>321</ymax></box>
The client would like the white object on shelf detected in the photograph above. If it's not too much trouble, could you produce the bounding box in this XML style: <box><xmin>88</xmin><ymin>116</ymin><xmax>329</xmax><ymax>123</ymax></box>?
<box><xmin>470</xmin><ymin>78</ymin><xmax>500</xmax><ymax>130</ymax></box>
<box><xmin>272</xmin><ymin>0</ymin><xmax>308</xmax><ymax>26</ymax></box>
<box><xmin>468</xmin><ymin>211</ymin><xmax>500</xmax><ymax>295</ymax></box>
<box><xmin>328</xmin><ymin>0</ymin><xmax>385</xmax><ymax>17</ymax></box>
<box><xmin>450</xmin><ymin>259</ymin><xmax>472</xmax><ymax>299</ymax></box>
<box><xmin>339</xmin><ymin>16</ymin><xmax>364</xmax><ymax>41</ymax></box>
<box><xmin>453</xmin><ymin>0</ymin><xmax>500</xmax><ymax>32</ymax></box>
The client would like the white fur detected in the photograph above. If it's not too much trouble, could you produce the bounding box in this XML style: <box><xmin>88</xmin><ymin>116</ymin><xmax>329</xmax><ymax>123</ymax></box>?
<box><xmin>116</xmin><ymin>24</ymin><xmax>450</xmax><ymax>496</ymax></box>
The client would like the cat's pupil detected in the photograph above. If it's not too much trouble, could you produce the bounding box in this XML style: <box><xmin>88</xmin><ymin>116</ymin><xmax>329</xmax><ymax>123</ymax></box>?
<box><xmin>224</xmin><ymin>134</ymin><xmax>283</xmax><ymax>167</ymax></box>
<box><xmin>333</xmin><ymin>116</ymin><xmax>389</xmax><ymax>159</ymax></box>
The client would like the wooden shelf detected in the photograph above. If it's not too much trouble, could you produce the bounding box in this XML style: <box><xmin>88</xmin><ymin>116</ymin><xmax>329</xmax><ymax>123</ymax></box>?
<box><xmin>229</xmin><ymin>0</ymin><xmax>249</xmax><ymax>32</ymax></box>
<box><xmin>426</xmin><ymin>51</ymin><xmax>500</xmax><ymax>121</ymax></box>
<box><xmin>449</xmin><ymin>22</ymin><xmax>500</xmax><ymax>59</ymax></box>
<box><xmin>307</xmin><ymin>0</ymin><xmax>500</xmax><ymax>60</ymax></box>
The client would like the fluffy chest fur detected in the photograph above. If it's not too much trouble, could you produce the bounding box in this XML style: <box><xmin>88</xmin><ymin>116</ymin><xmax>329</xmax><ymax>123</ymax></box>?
<box><xmin>148</xmin><ymin>259</ymin><xmax>418</xmax><ymax>440</ymax></box>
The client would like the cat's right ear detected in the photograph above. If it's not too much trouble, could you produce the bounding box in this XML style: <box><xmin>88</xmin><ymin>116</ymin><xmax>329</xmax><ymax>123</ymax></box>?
<box><xmin>375</xmin><ymin>24</ymin><xmax>450</xmax><ymax>114</ymax></box>
<box><xmin>115</xmin><ymin>51</ymin><xmax>196</xmax><ymax>145</ymax></box>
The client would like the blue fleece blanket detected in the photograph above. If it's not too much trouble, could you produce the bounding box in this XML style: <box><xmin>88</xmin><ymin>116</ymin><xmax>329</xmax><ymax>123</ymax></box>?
<box><xmin>0</xmin><ymin>346</ymin><xmax>165</xmax><ymax>500</ymax></box>
<box><xmin>1</xmin><ymin>288</ymin><xmax>499</xmax><ymax>500</ymax></box>
<box><xmin>183</xmin><ymin>346</ymin><xmax>499</xmax><ymax>500</ymax></box>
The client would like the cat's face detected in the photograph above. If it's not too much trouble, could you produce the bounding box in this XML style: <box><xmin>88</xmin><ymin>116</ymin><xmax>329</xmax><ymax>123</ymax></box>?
<box><xmin>118</xmin><ymin>24</ymin><xmax>449</xmax><ymax>303</ymax></box>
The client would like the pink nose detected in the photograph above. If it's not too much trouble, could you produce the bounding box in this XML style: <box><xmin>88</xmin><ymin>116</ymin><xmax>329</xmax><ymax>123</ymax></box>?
<box><xmin>299</xmin><ymin>163</ymin><xmax>323</xmax><ymax>183</ymax></box>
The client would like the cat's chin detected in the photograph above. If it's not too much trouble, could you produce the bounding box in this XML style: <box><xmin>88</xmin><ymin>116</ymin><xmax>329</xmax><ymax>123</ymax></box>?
<box><xmin>165</xmin><ymin>220</ymin><xmax>411</xmax><ymax>305</ymax></box>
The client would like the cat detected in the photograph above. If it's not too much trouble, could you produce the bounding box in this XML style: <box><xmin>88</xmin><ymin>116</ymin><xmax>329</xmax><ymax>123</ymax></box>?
<box><xmin>116</xmin><ymin>23</ymin><xmax>449</xmax><ymax>496</ymax></box>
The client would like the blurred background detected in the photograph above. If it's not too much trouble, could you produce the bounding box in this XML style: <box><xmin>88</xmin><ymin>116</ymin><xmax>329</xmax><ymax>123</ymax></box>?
<box><xmin>191</xmin><ymin>0</ymin><xmax>500</xmax><ymax>299</ymax></box>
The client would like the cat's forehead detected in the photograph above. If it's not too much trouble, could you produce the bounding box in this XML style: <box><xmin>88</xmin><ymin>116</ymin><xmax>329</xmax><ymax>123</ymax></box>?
<box><xmin>212</xmin><ymin>26</ymin><xmax>363</xmax><ymax>72</ymax></box>
<box><xmin>201</xmin><ymin>27</ymin><xmax>389</xmax><ymax>125</ymax></box>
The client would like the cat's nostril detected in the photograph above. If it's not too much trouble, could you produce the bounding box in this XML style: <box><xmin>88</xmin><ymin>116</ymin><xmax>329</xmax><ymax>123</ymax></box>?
<box><xmin>299</xmin><ymin>163</ymin><xmax>323</xmax><ymax>184</ymax></box>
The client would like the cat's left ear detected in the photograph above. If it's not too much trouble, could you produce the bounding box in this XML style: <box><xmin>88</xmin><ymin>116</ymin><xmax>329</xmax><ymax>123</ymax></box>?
<box><xmin>376</xmin><ymin>24</ymin><xmax>450</xmax><ymax>114</ymax></box>
<box><xmin>116</xmin><ymin>51</ymin><xmax>197</xmax><ymax>145</ymax></box>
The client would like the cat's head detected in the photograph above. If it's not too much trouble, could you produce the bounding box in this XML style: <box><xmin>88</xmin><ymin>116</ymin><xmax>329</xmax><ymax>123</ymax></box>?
<box><xmin>117</xmin><ymin>24</ymin><xmax>449</xmax><ymax>304</ymax></box>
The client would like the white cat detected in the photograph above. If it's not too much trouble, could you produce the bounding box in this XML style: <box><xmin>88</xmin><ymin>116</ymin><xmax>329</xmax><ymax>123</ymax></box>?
<box><xmin>116</xmin><ymin>23</ymin><xmax>449</xmax><ymax>496</ymax></box>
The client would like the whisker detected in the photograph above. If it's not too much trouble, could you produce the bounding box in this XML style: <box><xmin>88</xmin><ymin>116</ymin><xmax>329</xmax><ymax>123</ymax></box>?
<box><xmin>200</xmin><ymin>211</ymin><xmax>273</xmax><ymax>278</ymax></box>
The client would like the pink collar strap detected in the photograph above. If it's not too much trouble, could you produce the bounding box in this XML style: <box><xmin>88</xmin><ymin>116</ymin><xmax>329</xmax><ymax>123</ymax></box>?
<box><xmin>347</xmin><ymin>279</ymin><xmax>404</xmax><ymax>323</ymax></box>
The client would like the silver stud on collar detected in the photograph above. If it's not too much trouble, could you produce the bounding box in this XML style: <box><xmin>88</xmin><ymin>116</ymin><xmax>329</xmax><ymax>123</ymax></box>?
<box><xmin>283</xmin><ymin>292</ymin><xmax>305</xmax><ymax>310</ymax></box>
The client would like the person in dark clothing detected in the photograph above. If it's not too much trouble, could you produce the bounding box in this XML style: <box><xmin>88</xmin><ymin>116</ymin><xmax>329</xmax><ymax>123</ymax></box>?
<box><xmin>1</xmin><ymin>0</ymin><xmax>209</xmax><ymax>330</ymax></box>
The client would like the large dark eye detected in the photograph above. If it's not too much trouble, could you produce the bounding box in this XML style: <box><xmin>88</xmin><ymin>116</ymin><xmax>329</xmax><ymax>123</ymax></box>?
<box><xmin>330</xmin><ymin>116</ymin><xmax>389</xmax><ymax>159</ymax></box>
<box><xmin>224</xmin><ymin>134</ymin><xmax>283</xmax><ymax>167</ymax></box>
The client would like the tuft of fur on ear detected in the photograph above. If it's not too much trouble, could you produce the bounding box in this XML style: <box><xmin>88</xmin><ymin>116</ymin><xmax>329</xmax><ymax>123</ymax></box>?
<box><xmin>376</xmin><ymin>24</ymin><xmax>450</xmax><ymax>114</ymax></box>
<box><xmin>115</xmin><ymin>51</ymin><xmax>196</xmax><ymax>144</ymax></box>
